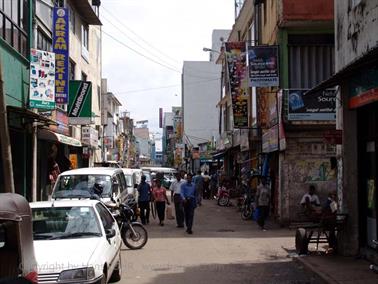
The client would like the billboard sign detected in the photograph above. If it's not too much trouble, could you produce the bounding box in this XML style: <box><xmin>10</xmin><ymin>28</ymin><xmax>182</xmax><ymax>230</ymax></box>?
<box><xmin>68</xmin><ymin>80</ymin><xmax>93</xmax><ymax>125</ymax></box>
<box><xmin>248</xmin><ymin>46</ymin><xmax>279</xmax><ymax>87</ymax></box>
<box><xmin>288</xmin><ymin>89</ymin><xmax>336</xmax><ymax>121</ymax></box>
<box><xmin>29</xmin><ymin>49</ymin><xmax>56</xmax><ymax>109</ymax></box>
<box><xmin>225</xmin><ymin>42</ymin><xmax>249</xmax><ymax>128</ymax></box>
<box><xmin>53</xmin><ymin>7</ymin><xmax>69</xmax><ymax>104</ymax></box>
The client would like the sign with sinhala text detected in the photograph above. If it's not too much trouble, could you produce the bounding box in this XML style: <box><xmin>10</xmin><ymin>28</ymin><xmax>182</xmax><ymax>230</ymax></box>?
<box><xmin>68</xmin><ymin>80</ymin><xmax>93</xmax><ymax>125</ymax></box>
<box><xmin>29</xmin><ymin>49</ymin><xmax>55</xmax><ymax>109</ymax></box>
<box><xmin>53</xmin><ymin>7</ymin><xmax>69</xmax><ymax>104</ymax></box>
<box><xmin>248</xmin><ymin>46</ymin><xmax>279</xmax><ymax>87</ymax></box>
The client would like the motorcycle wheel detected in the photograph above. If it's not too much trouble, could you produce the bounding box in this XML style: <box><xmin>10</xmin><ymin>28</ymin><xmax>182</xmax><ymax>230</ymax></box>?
<box><xmin>241</xmin><ymin>205</ymin><xmax>252</xmax><ymax>220</ymax></box>
<box><xmin>122</xmin><ymin>223</ymin><xmax>148</xmax><ymax>250</ymax></box>
<box><xmin>218</xmin><ymin>196</ymin><xmax>229</xmax><ymax>206</ymax></box>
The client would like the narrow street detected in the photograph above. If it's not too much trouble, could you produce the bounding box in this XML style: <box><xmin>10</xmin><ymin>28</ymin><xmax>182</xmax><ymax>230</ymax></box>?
<box><xmin>119</xmin><ymin>199</ymin><xmax>324</xmax><ymax>284</ymax></box>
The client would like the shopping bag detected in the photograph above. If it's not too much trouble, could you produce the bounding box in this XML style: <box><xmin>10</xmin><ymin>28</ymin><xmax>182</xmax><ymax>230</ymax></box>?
<box><xmin>252</xmin><ymin>207</ymin><xmax>260</xmax><ymax>221</ymax></box>
<box><xmin>166</xmin><ymin>205</ymin><xmax>174</xmax><ymax>219</ymax></box>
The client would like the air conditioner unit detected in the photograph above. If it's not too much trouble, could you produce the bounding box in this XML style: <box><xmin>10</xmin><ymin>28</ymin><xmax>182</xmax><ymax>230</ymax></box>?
<box><xmin>92</xmin><ymin>0</ymin><xmax>101</xmax><ymax>6</ymax></box>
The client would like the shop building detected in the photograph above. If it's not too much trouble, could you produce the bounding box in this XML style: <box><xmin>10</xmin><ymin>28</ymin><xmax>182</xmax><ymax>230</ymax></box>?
<box><xmin>308</xmin><ymin>0</ymin><xmax>378</xmax><ymax>257</ymax></box>
<box><xmin>215</xmin><ymin>0</ymin><xmax>337</xmax><ymax>222</ymax></box>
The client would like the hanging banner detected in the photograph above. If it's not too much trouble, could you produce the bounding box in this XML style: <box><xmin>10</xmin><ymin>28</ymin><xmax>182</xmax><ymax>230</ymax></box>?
<box><xmin>68</xmin><ymin>80</ymin><xmax>93</xmax><ymax>125</ymax></box>
<box><xmin>225</xmin><ymin>42</ymin><xmax>249</xmax><ymax>128</ymax></box>
<box><xmin>53</xmin><ymin>7</ymin><xmax>69</xmax><ymax>104</ymax></box>
<box><xmin>287</xmin><ymin>89</ymin><xmax>336</xmax><ymax>121</ymax></box>
<box><xmin>29</xmin><ymin>49</ymin><xmax>56</xmax><ymax>109</ymax></box>
<box><xmin>248</xmin><ymin>45</ymin><xmax>279</xmax><ymax>87</ymax></box>
<box><xmin>277</xmin><ymin>90</ymin><xmax>286</xmax><ymax>150</ymax></box>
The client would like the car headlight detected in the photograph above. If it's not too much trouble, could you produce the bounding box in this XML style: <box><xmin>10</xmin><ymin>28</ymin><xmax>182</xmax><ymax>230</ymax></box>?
<box><xmin>58</xmin><ymin>267</ymin><xmax>95</xmax><ymax>281</ymax></box>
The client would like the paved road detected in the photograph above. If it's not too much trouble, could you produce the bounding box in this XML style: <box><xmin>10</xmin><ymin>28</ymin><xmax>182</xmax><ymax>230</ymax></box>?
<box><xmin>117</xmin><ymin>199</ymin><xmax>325</xmax><ymax>284</ymax></box>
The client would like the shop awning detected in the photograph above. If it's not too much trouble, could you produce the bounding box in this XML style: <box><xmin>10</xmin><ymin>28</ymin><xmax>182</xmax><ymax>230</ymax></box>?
<box><xmin>38</xmin><ymin>129</ymin><xmax>82</xmax><ymax>147</ymax></box>
<box><xmin>306</xmin><ymin>44</ymin><xmax>378</xmax><ymax>96</ymax></box>
<box><xmin>212</xmin><ymin>150</ymin><xmax>227</xmax><ymax>159</ymax></box>
<box><xmin>7</xmin><ymin>106</ymin><xmax>57</xmax><ymax>125</ymax></box>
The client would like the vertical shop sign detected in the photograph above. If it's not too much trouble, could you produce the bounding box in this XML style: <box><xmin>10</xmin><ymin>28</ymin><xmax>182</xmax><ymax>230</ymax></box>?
<box><xmin>277</xmin><ymin>90</ymin><xmax>286</xmax><ymax>150</ymax></box>
<box><xmin>53</xmin><ymin>7</ymin><xmax>69</xmax><ymax>104</ymax></box>
<box><xmin>29</xmin><ymin>49</ymin><xmax>56</xmax><ymax>109</ymax></box>
<box><xmin>68</xmin><ymin>80</ymin><xmax>93</xmax><ymax>124</ymax></box>
<box><xmin>225</xmin><ymin>42</ymin><xmax>249</xmax><ymax>128</ymax></box>
<box><xmin>248</xmin><ymin>46</ymin><xmax>279</xmax><ymax>87</ymax></box>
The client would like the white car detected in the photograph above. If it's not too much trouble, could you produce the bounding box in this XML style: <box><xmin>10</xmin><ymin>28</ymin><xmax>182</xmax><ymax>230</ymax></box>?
<box><xmin>30</xmin><ymin>199</ymin><xmax>122</xmax><ymax>284</ymax></box>
<box><xmin>52</xmin><ymin>167</ymin><xmax>129</xmax><ymax>206</ymax></box>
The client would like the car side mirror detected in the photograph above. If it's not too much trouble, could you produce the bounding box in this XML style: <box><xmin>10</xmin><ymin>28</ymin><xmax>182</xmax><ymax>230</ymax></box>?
<box><xmin>105</xmin><ymin>228</ymin><xmax>116</xmax><ymax>239</ymax></box>
<box><xmin>112</xmin><ymin>183</ymin><xmax>119</xmax><ymax>193</ymax></box>
<box><xmin>134</xmin><ymin>184</ymin><xmax>138</xmax><ymax>189</ymax></box>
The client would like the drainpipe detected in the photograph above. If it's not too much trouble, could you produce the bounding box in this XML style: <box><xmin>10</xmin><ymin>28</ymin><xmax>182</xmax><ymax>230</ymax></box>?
<box><xmin>31</xmin><ymin>0</ymin><xmax>39</xmax><ymax>201</ymax></box>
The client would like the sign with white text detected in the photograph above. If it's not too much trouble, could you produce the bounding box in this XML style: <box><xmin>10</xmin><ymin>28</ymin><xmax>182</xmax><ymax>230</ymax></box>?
<box><xmin>68</xmin><ymin>80</ymin><xmax>93</xmax><ymax>125</ymax></box>
<box><xmin>53</xmin><ymin>7</ymin><xmax>69</xmax><ymax>104</ymax></box>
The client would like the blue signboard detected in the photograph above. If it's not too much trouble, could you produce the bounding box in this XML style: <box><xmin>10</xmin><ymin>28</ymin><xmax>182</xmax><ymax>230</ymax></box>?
<box><xmin>53</xmin><ymin>7</ymin><xmax>69</xmax><ymax>104</ymax></box>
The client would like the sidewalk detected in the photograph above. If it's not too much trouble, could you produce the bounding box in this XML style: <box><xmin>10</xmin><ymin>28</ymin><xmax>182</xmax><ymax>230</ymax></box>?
<box><xmin>295</xmin><ymin>254</ymin><xmax>378</xmax><ymax>284</ymax></box>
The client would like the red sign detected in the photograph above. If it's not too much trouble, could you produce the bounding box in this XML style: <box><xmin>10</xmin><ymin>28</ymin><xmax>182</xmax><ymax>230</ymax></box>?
<box><xmin>323</xmin><ymin>130</ymin><xmax>342</xmax><ymax>145</ymax></box>
<box><xmin>349</xmin><ymin>88</ymin><xmax>378</xmax><ymax>109</ymax></box>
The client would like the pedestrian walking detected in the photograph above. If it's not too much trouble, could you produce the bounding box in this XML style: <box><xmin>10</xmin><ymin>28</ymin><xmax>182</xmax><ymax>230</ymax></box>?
<box><xmin>152</xmin><ymin>179</ymin><xmax>170</xmax><ymax>226</ymax></box>
<box><xmin>137</xmin><ymin>175</ymin><xmax>151</xmax><ymax>225</ymax></box>
<box><xmin>256</xmin><ymin>177</ymin><xmax>270</xmax><ymax>231</ymax></box>
<box><xmin>193</xmin><ymin>170</ymin><xmax>204</xmax><ymax>206</ymax></box>
<box><xmin>203</xmin><ymin>171</ymin><xmax>210</xmax><ymax>199</ymax></box>
<box><xmin>181</xmin><ymin>173</ymin><xmax>197</xmax><ymax>234</ymax></box>
<box><xmin>170</xmin><ymin>172</ymin><xmax>186</xmax><ymax>228</ymax></box>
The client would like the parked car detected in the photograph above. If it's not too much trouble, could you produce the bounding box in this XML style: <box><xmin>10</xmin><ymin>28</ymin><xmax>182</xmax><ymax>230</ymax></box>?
<box><xmin>121</xmin><ymin>168</ymin><xmax>138</xmax><ymax>197</ymax></box>
<box><xmin>0</xmin><ymin>193</ymin><xmax>38</xmax><ymax>284</ymax></box>
<box><xmin>52</xmin><ymin>167</ymin><xmax>129</xmax><ymax>206</ymax></box>
<box><xmin>30</xmin><ymin>199</ymin><xmax>122</xmax><ymax>284</ymax></box>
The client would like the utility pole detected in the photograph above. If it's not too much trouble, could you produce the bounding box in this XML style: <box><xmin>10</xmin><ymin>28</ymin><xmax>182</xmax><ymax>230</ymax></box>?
<box><xmin>0</xmin><ymin>59</ymin><xmax>15</xmax><ymax>193</ymax></box>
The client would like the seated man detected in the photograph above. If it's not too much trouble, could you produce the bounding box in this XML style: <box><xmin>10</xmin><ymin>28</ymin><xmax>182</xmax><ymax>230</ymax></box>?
<box><xmin>321</xmin><ymin>191</ymin><xmax>338</xmax><ymax>251</ymax></box>
<box><xmin>300</xmin><ymin>185</ymin><xmax>322</xmax><ymax>220</ymax></box>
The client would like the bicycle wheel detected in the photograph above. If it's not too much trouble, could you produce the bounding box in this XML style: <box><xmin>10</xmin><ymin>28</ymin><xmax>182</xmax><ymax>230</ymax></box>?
<box><xmin>150</xmin><ymin>201</ymin><xmax>157</xmax><ymax>219</ymax></box>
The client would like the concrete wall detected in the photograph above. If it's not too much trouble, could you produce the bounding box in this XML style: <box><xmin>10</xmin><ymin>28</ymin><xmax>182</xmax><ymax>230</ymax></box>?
<box><xmin>262</xmin><ymin>0</ymin><xmax>279</xmax><ymax>44</ymax></box>
<box><xmin>280</xmin><ymin>132</ymin><xmax>337</xmax><ymax>222</ymax></box>
<box><xmin>182</xmin><ymin>61</ymin><xmax>221</xmax><ymax>147</ymax></box>
<box><xmin>335</xmin><ymin>0</ymin><xmax>378</xmax><ymax>71</ymax></box>
<box><xmin>280</xmin><ymin>0</ymin><xmax>334</xmax><ymax>22</ymax></box>
<box><xmin>210</xmin><ymin>30</ymin><xmax>230</xmax><ymax>62</ymax></box>
<box><xmin>0</xmin><ymin>40</ymin><xmax>29</xmax><ymax>107</ymax></box>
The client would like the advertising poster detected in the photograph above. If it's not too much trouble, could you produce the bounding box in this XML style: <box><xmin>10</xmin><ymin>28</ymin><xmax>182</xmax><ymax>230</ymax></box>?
<box><xmin>29</xmin><ymin>49</ymin><xmax>55</xmax><ymax>109</ymax></box>
<box><xmin>287</xmin><ymin>89</ymin><xmax>336</xmax><ymax>121</ymax></box>
<box><xmin>53</xmin><ymin>7</ymin><xmax>69</xmax><ymax>104</ymax></box>
<box><xmin>225</xmin><ymin>42</ymin><xmax>249</xmax><ymax>128</ymax></box>
<box><xmin>68</xmin><ymin>80</ymin><xmax>93</xmax><ymax>125</ymax></box>
<box><xmin>248</xmin><ymin>46</ymin><xmax>279</xmax><ymax>87</ymax></box>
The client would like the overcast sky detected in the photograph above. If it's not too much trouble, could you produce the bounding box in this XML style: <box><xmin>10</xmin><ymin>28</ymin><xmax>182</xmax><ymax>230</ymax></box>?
<box><xmin>101</xmin><ymin>0</ymin><xmax>235</xmax><ymax>135</ymax></box>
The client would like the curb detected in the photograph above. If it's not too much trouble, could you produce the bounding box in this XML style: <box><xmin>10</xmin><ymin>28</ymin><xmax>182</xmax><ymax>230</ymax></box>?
<box><xmin>294</xmin><ymin>256</ymin><xmax>338</xmax><ymax>284</ymax></box>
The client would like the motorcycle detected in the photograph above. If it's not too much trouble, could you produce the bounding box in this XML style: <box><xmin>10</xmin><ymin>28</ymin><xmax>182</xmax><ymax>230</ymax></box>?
<box><xmin>112</xmin><ymin>200</ymin><xmax>148</xmax><ymax>250</ymax></box>
<box><xmin>369</xmin><ymin>240</ymin><xmax>378</xmax><ymax>273</ymax></box>
<box><xmin>241</xmin><ymin>192</ymin><xmax>255</xmax><ymax>220</ymax></box>
<box><xmin>217</xmin><ymin>186</ymin><xmax>230</xmax><ymax>206</ymax></box>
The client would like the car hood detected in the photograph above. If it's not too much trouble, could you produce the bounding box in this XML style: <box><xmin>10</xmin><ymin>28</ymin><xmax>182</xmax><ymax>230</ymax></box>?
<box><xmin>34</xmin><ymin>238</ymin><xmax>101</xmax><ymax>273</ymax></box>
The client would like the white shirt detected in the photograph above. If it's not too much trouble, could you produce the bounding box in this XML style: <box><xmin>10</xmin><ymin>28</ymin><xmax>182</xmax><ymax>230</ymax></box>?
<box><xmin>170</xmin><ymin>180</ymin><xmax>186</xmax><ymax>195</ymax></box>
<box><xmin>300</xmin><ymin>193</ymin><xmax>320</xmax><ymax>206</ymax></box>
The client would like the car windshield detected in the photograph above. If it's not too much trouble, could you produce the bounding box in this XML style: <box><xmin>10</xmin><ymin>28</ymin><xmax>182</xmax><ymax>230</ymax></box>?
<box><xmin>124</xmin><ymin>174</ymin><xmax>133</xmax><ymax>187</ymax></box>
<box><xmin>53</xmin><ymin>174</ymin><xmax>112</xmax><ymax>198</ymax></box>
<box><xmin>32</xmin><ymin>206</ymin><xmax>102</xmax><ymax>240</ymax></box>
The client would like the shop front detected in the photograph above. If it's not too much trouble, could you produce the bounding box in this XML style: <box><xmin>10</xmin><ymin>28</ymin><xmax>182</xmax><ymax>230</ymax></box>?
<box><xmin>350</xmin><ymin>66</ymin><xmax>378</xmax><ymax>249</ymax></box>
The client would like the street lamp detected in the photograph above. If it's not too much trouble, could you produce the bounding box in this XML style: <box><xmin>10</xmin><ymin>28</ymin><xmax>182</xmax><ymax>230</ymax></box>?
<box><xmin>202</xmin><ymin>47</ymin><xmax>220</xmax><ymax>53</ymax></box>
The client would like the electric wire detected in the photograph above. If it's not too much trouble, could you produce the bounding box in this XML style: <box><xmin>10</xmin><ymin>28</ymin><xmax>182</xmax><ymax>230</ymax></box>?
<box><xmin>102</xmin><ymin>6</ymin><xmax>179</xmax><ymax>66</ymax></box>
<box><xmin>102</xmin><ymin>29</ymin><xmax>182</xmax><ymax>74</ymax></box>
<box><xmin>101</xmin><ymin>13</ymin><xmax>181</xmax><ymax>72</ymax></box>
<box><xmin>115</xmin><ymin>77</ymin><xmax>221</xmax><ymax>95</ymax></box>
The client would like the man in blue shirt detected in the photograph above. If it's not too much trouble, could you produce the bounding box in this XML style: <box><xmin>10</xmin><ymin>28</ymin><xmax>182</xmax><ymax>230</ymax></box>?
<box><xmin>180</xmin><ymin>173</ymin><xmax>197</xmax><ymax>234</ymax></box>
<box><xmin>137</xmin><ymin>175</ymin><xmax>151</xmax><ymax>225</ymax></box>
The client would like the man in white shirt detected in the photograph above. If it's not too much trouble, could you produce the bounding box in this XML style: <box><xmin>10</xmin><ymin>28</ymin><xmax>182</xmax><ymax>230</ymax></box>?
<box><xmin>300</xmin><ymin>185</ymin><xmax>321</xmax><ymax>207</ymax></box>
<box><xmin>170</xmin><ymin>172</ymin><xmax>186</xmax><ymax>228</ymax></box>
